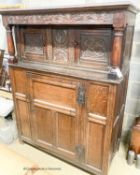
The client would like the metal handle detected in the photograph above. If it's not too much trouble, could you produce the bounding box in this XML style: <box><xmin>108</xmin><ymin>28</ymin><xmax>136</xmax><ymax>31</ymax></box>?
<box><xmin>77</xmin><ymin>85</ymin><xmax>85</xmax><ymax>105</ymax></box>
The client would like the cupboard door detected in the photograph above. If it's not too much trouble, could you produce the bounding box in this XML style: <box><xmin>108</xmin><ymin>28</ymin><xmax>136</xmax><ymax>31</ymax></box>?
<box><xmin>10</xmin><ymin>68</ymin><xmax>32</xmax><ymax>142</ymax></box>
<box><xmin>84</xmin><ymin>82</ymin><xmax>110</xmax><ymax>170</ymax></box>
<box><xmin>51</xmin><ymin>28</ymin><xmax>74</xmax><ymax>64</ymax></box>
<box><xmin>19</xmin><ymin>27</ymin><xmax>48</xmax><ymax>62</ymax></box>
<box><xmin>28</xmin><ymin>73</ymin><xmax>81</xmax><ymax>159</ymax></box>
<box><xmin>75</xmin><ymin>29</ymin><xmax>112</xmax><ymax>70</ymax></box>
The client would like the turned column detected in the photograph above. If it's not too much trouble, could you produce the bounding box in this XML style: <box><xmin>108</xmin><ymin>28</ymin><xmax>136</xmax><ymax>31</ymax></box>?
<box><xmin>6</xmin><ymin>25</ymin><xmax>17</xmax><ymax>63</ymax></box>
<box><xmin>111</xmin><ymin>28</ymin><xmax>124</xmax><ymax>68</ymax></box>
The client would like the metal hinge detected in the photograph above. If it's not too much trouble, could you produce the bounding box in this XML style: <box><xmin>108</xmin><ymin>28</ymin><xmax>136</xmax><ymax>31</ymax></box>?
<box><xmin>77</xmin><ymin>85</ymin><xmax>85</xmax><ymax>105</ymax></box>
<box><xmin>75</xmin><ymin>144</ymin><xmax>85</xmax><ymax>162</ymax></box>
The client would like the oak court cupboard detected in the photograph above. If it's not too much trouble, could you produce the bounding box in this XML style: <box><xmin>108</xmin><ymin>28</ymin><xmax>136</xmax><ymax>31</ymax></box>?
<box><xmin>0</xmin><ymin>2</ymin><xmax>138</xmax><ymax>175</ymax></box>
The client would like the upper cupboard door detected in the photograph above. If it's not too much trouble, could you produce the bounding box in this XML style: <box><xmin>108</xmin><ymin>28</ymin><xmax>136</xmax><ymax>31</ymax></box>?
<box><xmin>50</xmin><ymin>29</ymin><xmax>74</xmax><ymax>64</ymax></box>
<box><xmin>19</xmin><ymin>27</ymin><xmax>49</xmax><ymax>62</ymax></box>
<box><xmin>75</xmin><ymin>29</ymin><xmax>112</xmax><ymax>70</ymax></box>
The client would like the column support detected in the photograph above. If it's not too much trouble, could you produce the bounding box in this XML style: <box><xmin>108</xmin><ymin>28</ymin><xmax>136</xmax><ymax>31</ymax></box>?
<box><xmin>6</xmin><ymin>25</ymin><xmax>17</xmax><ymax>64</ymax></box>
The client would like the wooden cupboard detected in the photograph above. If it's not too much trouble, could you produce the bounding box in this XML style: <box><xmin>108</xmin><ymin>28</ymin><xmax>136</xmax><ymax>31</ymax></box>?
<box><xmin>0</xmin><ymin>3</ymin><xmax>138</xmax><ymax>175</ymax></box>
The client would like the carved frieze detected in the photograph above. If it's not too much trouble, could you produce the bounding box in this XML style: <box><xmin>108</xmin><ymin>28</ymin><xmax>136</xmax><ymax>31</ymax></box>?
<box><xmin>3</xmin><ymin>12</ymin><xmax>113</xmax><ymax>26</ymax></box>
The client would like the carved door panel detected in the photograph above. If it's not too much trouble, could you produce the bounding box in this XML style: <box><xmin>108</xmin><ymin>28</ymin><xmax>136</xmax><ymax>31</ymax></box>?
<box><xmin>19</xmin><ymin>27</ymin><xmax>49</xmax><ymax>62</ymax></box>
<box><xmin>50</xmin><ymin>28</ymin><xmax>74</xmax><ymax>64</ymax></box>
<box><xmin>28</xmin><ymin>73</ymin><xmax>82</xmax><ymax>160</ymax></box>
<box><xmin>84</xmin><ymin>82</ymin><xmax>110</xmax><ymax>171</ymax></box>
<box><xmin>75</xmin><ymin>29</ymin><xmax>112</xmax><ymax>70</ymax></box>
<box><xmin>10</xmin><ymin>68</ymin><xmax>32</xmax><ymax>142</ymax></box>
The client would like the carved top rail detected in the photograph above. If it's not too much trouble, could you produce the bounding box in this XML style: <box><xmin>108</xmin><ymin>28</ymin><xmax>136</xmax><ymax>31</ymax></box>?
<box><xmin>0</xmin><ymin>2</ymin><xmax>138</xmax><ymax>27</ymax></box>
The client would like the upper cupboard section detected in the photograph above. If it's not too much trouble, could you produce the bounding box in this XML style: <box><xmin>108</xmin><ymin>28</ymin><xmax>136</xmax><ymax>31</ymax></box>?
<box><xmin>16</xmin><ymin>26</ymin><xmax>112</xmax><ymax>70</ymax></box>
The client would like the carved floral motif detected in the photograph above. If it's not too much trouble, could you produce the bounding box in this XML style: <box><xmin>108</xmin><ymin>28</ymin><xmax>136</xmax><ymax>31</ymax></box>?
<box><xmin>4</xmin><ymin>12</ymin><xmax>113</xmax><ymax>26</ymax></box>
<box><xmin>80</xmin><ymin>35</ymin><xmax>108</xmax><ymax>60</ymax></box>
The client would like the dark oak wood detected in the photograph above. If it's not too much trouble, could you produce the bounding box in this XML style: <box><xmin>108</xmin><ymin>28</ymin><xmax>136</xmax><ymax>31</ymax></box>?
<box><xmin>1</xmin><ymin>3</ymin><xmax>138</xmax><ymax>175</ymax></box>
<box><xmin>6</xmin><ymin>26</ymin><xmax>17</xmax><ymax>63</ymax></box>
<box><xmin>0</xmin><ymin>50</ymin><xmax>4</xmax><ymax>74</ymax></box>
<box><xmin>0</xmin><ymin>50</ymin><xmax>4</xmax><ymax>85</ymax></box>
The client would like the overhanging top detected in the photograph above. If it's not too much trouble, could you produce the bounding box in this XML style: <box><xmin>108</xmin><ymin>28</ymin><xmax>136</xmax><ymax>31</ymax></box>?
<box><xmin>0</xmin><ymin>2</ymin><xmax>139</xmax><ymax>15</ymax></box>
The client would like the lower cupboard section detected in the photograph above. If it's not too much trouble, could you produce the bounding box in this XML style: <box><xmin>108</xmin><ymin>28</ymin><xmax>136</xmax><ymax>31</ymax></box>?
<box><xmin>10</xmin><ymin>68</ymin><xmax>119</xmax><ymax>175</ymax></box>
<box><xmin>16</xmin><ymin>98</ymin><xmax>106</xmax><ymax>172</ymax></box>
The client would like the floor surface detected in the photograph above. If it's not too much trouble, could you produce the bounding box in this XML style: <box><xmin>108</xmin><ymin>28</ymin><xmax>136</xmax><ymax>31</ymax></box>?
<box><xmin>4</xmin><ymin>140</ymin><xmax>139</xmax><ymax>175</ymax></box>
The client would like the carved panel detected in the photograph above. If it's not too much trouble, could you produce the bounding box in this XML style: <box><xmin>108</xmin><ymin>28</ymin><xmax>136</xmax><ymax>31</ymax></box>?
<box><xmin>80</xmin><ymin>35</ymin><xmax>108</xmax><ymax>61</ymax></box>
<box><xmin>75</xmin><ymin>30</ymin><xmax>112</xmax><ymax>69</ymax></box>
<box><xmin>24</xmin><ymin>33</ymin><xmax>44</xmax><ymax>55</ymax></box>
<box><xmin>3</xmin><ymin>12</ymin><xmax>113</xmax><ymax>26</ymax></box>
<box><xmin>53</xmin><ymin>30</ymin><xmax>69</xmax><ymax>63</ymax></box>
<box><xmin>20</xmin><ymin>28</ymin><xmax>47</xmax><ymax>61</ymax></box>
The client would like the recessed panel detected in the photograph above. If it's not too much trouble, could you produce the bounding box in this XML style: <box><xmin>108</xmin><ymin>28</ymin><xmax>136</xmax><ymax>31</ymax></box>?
<box><xmin>57</xmin><ymin>113</ymin><xmax>77</xmax><ymax>153</ymax></box>
<box><xmin>87</xmin><ymin>83</ymin><xmax>109</xmax><ymax>116</ymax></box>
<box><xmin>32</xmin><ymin>80</ymin><xmax>76</xmax><ymax>108</ymax></box>
<box><xmin>86</xmin><ymin>120</ymin><xmax>105</xmax><ymax>169</ymax></box>
<box><xmin>13</xmin><ymin>69</ymin><xmax>27</xmax><ymax>94</ymax></box>
<box><xmin>34</xmin><ymin>107</ymin><xmax>54</xmax><ymax>146</ymax></box>
<box><xmin>20</xmin><ymin>27</ymin><xmax>47</xmax><ymax>62</ymax></box>
<box><xmin>16</xmin><ymin>99</ymin><xmax>31</xmax><ymax>140</ymax></box>
<box><xmin>75</xmin><ymin>29</ymin><xmax>112</xmax><ymax>69</ymax></box>
<box><xmin>24</xmin><ymin>33</ymin><xmax>44</xmax><ymax>55</ymax></box>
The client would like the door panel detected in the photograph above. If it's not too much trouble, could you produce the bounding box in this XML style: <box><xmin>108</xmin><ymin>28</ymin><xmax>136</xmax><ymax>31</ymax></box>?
<box><xmin>87</xmin><ymin>83</ymin><xmax>109</xmax><ymax>117</ymax></box>
<box><xmin>28</xmin><ymin>73</ymin><xmax>81</xmax><ymax>159</ymax></box>
<box><xmin>19</xmin><ymin>27</ymin><xmax>48</xmax><ymax>62</ymax></box>
<box><xmin>75</xmin><ymin>29</ymin><xmax>112</xmax><ymax>70</ymax></box>
<box><xmin>32</xmin><ymin>79</ymin><xmax>76</xmax><ymax>108</ymax></box>
<box><xmin>13</xmin><ymin>68</ymin><xmax>27</xmax><ymax>94</ymax></box>
<box><xmin>32</xmin><ymin>106</ymin><xmax>55</xmax><ymax>148</ymax></box>
<box><xmin>56</xmin><ymin>113</ymin><xmax>78</xmax><ymax>155</ymax></box>
<box><xmin>16</xmin><ymin>99</ymin><xmax>32</xmax><ymax>141</ymax></box>
<box><xmin>51</xmin><ymin>29</ymin><xmax>74</xmax><ymax>64</ymax></box>
<box><xmin>85</xmin><ymin>120</ymin><xmax>105</xmax><ymax>169</ymax></box>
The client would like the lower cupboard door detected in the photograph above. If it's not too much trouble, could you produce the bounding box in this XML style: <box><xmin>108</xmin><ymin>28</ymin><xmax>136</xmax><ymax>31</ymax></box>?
<box><xmin>29</xmin><ymin>73</ymin><xmax>81</xmax><ymax>160</ymax></box>
<box><xmin>32</xmin><ymin>106</ymin><xmax>79</xmax><ymax>160</ymax></box>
